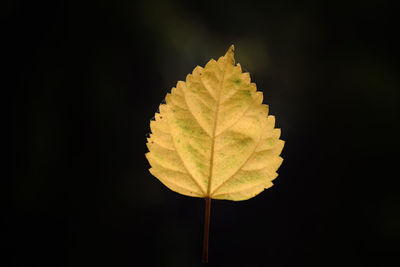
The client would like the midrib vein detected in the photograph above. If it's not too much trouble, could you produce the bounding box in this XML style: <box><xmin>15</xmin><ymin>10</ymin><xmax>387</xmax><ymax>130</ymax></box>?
<box><xmin>207</xmin><ymin>61</ymin><xmax>228</xmax><ymax>196</ymax></box>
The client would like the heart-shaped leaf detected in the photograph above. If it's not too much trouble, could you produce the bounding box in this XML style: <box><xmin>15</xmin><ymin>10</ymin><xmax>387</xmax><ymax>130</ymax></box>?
<box><xmin>146</xmin><ymin>45</ymin><xmax>284</xmax><ymax>261</ymax></box>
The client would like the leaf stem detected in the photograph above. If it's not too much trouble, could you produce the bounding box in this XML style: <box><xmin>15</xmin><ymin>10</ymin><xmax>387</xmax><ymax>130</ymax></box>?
<box><xmin>202</xmin><ymin>197</ymin><xmax>211</xmax><ymax>263</ymax></box>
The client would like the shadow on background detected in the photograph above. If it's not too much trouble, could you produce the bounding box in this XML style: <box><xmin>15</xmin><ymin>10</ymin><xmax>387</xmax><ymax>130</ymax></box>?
<box><xmin>5</xmin><ymin>0</ymin><xmax>399</xmax><ymax>266</ymax></box>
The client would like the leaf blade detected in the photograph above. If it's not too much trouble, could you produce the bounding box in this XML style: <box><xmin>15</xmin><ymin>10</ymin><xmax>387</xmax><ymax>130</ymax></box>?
<box><xmin>146</xmin><ymin>45</ymin><xmax>284</xmax><ymax>201</ymax></box>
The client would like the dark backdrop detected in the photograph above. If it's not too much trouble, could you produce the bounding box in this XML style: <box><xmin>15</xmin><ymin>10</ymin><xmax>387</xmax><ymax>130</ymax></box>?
<box><xmin>5</xmin><ymin>0</ymin><xmax>399</xmax><ymax>266</ymax></box>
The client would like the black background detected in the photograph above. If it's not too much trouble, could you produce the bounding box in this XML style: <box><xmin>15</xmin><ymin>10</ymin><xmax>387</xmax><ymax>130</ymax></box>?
<box><xmin>5</xmin><ymin>0</ymin><xmax>400</xmax><ymax>266</ymax></box>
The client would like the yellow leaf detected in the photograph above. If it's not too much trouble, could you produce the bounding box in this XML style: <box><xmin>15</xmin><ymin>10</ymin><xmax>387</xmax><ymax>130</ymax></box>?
<box><xmin>146</xmin><ymin>45</ymin><xmax>284</xmax><ymax>201</ymax></box>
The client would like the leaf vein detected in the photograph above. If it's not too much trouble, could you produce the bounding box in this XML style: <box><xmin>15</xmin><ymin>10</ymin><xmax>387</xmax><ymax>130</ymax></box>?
<box><xmin>199</xmin><ymin>76</ymin><xmax>218</xmax><ymax>101</ymax></box>
<box><xmin>167</xmin><ymin>116</ymin><xmax>207</xmax><ymax>195</ymax></box>
<box><xmin>210</xmin><ymin>120</ymin><xmax>264</xmax><ymax>196</ymax></box>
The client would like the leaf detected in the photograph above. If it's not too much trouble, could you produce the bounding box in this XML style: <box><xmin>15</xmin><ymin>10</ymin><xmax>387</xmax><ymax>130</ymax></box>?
<box><xmin>145</xmin><ymin>45</ymin><xmax>284</xmax><ymax>262</ymax></box>
<box><xmin>146</xmin><ymin>45</ymin><xmax>284</xmax><ymax>201</ymax></box>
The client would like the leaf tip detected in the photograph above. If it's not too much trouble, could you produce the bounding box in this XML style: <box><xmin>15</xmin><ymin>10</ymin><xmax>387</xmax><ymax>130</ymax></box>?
<box><xmin>224</xmin><ymin>44</ymin><xmax>235</xmax><ymax>65</ymax></box>
<box><xmin>225</xmin><ymin>44</ymin><xmax>235</xmax><ymax>55</ymax></box>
